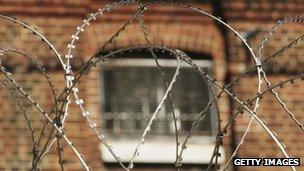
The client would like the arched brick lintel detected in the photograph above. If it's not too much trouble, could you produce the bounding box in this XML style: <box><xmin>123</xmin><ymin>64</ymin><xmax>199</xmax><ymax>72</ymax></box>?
<box><xmin>86</xmin><ymin>21</ymin><xmax>227</xmax><ymax>80</ymax></box>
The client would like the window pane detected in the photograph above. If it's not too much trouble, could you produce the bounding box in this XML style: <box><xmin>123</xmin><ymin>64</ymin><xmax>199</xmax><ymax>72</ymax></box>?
<box><xmin>102</xmin><ymin>65</ymin><xmax>214</xmax><ymax>137</ymax></box>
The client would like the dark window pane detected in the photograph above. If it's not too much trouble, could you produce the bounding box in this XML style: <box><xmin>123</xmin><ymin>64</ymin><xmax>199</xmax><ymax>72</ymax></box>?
<box><xmin>102</xmin><ymin>64</ymin><xmax>215</xmax><ymax>137</ymax></box>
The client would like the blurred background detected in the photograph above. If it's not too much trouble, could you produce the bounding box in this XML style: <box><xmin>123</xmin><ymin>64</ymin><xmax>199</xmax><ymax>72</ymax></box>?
<box><xmin>0</xmin><ymin>0</ymin><xmax>303</xmax><ymax>171</ymax></box>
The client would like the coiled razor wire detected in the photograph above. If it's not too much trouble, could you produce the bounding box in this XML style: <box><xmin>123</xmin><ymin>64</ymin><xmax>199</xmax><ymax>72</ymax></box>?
<box><xmin>0</xmin><ymin>1</ymin><xmax>303</xmax><ymax>171</ymax></box>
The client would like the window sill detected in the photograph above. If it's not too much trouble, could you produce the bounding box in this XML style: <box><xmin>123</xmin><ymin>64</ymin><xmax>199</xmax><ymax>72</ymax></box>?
<box><xmin>100</xmin><ymin>138</ymin><xmax>225</xmax><ymax>164</ymax></box>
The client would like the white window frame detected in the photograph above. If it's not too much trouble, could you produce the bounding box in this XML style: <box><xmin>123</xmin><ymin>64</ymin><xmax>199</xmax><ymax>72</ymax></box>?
<box><xmin>99</xmin><ymin>58</ymin><xmax>225</xmax><ymax>164</ymax></box>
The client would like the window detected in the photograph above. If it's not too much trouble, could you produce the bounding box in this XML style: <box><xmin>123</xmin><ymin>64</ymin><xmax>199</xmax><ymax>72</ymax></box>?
<box><xmin>99</xmin><ymin>51</ymin><xmax>221</xmax><ymax>164</ymax></box>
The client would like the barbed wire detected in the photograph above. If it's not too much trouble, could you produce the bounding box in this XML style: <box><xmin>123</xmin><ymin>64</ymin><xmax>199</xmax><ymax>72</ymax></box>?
<box><xmin>0</xmin><ymin>1</ymin><xmax>303</xmax><ymax>171</ymax></box>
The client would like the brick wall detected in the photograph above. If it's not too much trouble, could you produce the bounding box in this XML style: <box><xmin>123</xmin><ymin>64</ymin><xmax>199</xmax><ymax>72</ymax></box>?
<box><xmin>0</xmin><ymin>0</ymin><xmax>303</xmax><ymax>171</ymax></box>
<box><xmin>224</xmin><ymin>1</ymin><xmax>304</xmax><ymax>171</ymax></box>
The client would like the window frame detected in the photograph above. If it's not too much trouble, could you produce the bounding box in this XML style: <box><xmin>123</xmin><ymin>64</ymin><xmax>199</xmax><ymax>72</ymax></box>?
<box><xmin>99</xmin><ymin>57</ymin><xmax>222</xmax><ymax>164</ymax></box>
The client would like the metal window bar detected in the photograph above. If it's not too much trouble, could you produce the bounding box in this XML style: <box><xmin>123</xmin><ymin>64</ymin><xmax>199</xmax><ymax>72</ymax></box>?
<box><xmin>100</xmin><ymin>58</ymin><xmax>216</xmax><ymax>138</ymax></box>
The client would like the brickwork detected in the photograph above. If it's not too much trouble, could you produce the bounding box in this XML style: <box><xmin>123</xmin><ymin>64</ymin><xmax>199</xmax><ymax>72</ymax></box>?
<box><xmin>0</xmin><ymin>0</ymin><xmax>303</xmax><ymax>171</ymax></box>
<box><xmin>224</xmin><ymin>1</ymin><xmax>304</xmax><ymax>171</ymax></box>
